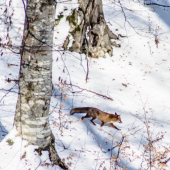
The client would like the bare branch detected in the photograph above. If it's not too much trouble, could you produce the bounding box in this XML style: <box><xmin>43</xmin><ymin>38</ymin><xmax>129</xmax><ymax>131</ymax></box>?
<box><xmin>65</xmin><ymin>83</ymin><xmax>113</xmax><ymax>101</ymax></box>
<box><xmin>145</xmin><ymin>2</ymin><xmax>170</xmax><ymax>7</ymax></box>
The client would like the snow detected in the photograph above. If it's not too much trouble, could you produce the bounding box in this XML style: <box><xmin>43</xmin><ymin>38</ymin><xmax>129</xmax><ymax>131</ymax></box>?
<box><xmin>1</xmin><ymin>0</ymin><xmax>170</xmax><ymax>169</ymax></box>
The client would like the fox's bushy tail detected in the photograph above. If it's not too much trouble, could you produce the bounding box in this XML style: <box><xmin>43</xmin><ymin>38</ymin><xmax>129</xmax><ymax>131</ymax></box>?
<box><xmin>70</xmin><ymin>107</ymin><xmax>90</xmax><ymax>115</ymax></box>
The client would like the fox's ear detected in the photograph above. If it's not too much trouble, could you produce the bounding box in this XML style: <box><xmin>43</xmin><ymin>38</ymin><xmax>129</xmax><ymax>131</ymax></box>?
<box><xmin>115</xmin><ymin>112</ymin><xmax>117</xmax><ymax>115</ymax></box>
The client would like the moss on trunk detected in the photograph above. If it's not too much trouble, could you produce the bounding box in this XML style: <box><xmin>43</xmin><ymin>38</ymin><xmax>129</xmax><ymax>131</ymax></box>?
<box><xmin>64</xmin><ymin>0</ymin><xmax>121</xmax><ymax>58</ymax></box>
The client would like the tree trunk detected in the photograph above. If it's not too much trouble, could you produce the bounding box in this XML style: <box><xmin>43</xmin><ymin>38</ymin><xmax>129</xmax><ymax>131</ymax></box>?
<box><xmin>64</xmin><ymin>0</ymin><xmax>121</xmax><ymax>58</ymax></box>
<box><xmin>14</xmin><ymin>0</ymin><xmax>67</xmax><ymax>169</ymax></box>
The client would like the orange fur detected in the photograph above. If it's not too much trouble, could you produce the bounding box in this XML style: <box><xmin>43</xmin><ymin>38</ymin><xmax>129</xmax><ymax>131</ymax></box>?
<box><xmin>71</xmin><ymin>107</ymin><xmax>122</xmax><ymax>130</ymax></box>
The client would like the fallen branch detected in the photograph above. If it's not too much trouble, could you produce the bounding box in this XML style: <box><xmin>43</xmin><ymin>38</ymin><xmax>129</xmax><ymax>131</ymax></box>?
<box><xmin>62</xmin><ymin>83</ymin><xmax>113</xmax><ymax>101</ymax></box>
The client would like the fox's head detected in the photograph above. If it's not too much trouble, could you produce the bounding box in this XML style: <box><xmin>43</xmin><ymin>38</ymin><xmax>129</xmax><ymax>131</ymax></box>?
<box><xmin>115</xmin><ymin>112</ymin><xmax>122</xmax><ymax>123</ymax></box>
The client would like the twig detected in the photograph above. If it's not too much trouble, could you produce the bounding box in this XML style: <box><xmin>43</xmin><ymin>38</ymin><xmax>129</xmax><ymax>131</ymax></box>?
<box><xmin>73</xmin><ymin>150</ymin><xmax>81</xmax><ymax>170</ymax></box>
<box><xmin>65</xmin><ymin>83</ymin><xmax>113</xmax><ymax>101</ymax></box>
<box><xmin>145</xmin><ymin>3</ymin><xmax>170</xmax><ymax>7</ymax></box>
<box><xmin>115</xmin><ymin>136</ymin><xmax>124</xmax><ymax>169</ymax></box>
<box><xmin>85</xmin><ymin>54</ymin><xmax>89</xmax><ymax>82</ymax></box>
<box><xmin>59</xmin><ymin>51</ymin><xmax>73</xmax><ymax>87</ymax></box>
<box><xmin>0</xmin><ymin>84</ymin><xmax>17</xmax><ymax>103</ymax></box>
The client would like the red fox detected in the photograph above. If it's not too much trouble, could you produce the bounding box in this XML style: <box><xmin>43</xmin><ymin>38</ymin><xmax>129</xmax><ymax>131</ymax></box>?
<box><xmin>70</xmin><ymin>107</ymin><xmax>122</xmax><ymax>130</ymax></box>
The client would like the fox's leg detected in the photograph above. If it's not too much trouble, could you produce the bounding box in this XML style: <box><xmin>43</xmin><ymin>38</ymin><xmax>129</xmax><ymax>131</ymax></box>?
<box><xmin>81</xmin><ymin>114</ymin><xmax>91</xmax><ymax>120</ymax></box>
<box><xmin>90</xmin><ymin>117</ymin><xmax>96</xmax><ymax>125</ymax></box>
<box><xmin>101</xmin><ymin>122</ymin><xmax>105</xmax><ymax>127</ymax></box>
<box><xmin>109</xmin><ymin>123</ymin><xmax>120</xmax><ymax>130</ymax></box>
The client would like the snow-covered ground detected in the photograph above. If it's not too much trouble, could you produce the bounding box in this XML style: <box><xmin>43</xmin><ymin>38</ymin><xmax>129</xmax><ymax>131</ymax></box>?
<box><xmin>1</xmin><ymin>0</ymin><xmax>170</xmax><ymax>169</ymax></box>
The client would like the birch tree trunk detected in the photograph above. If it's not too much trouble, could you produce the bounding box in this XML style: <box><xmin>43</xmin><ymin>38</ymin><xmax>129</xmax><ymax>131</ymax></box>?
<box><xmin>14</xmin><ymin>0</ymin><xmax>67</xmax><ymax>168</ymax></box>
<box><xmin>64</xmin><ymin>0</ymin><xmax>121</xmax><ymax>58</ymax></box>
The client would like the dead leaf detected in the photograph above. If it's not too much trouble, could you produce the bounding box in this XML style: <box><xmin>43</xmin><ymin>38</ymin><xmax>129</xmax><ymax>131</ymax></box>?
<box><xmin>122</xmin><ymin>83</ymin><xmax>127</xmax><ymax>87</ymax></box>
<box><xmin>106</xmin><ymin>138</ymin><xmax>110</xmax><ymax>142</ymax></box>
<box><xmin>21</xmin><ymin>151</ymin><xmax>26</xmax><ymax>160</ymax></box>
<box><xmin>59</xmin><ymin>104</ymin><xmax>65</xmax><ymax>108</ymax></box>
<box><xmin>53</xmin><ymin>121</ymin><xmax>57</xmax><ymax>126</ymax></box>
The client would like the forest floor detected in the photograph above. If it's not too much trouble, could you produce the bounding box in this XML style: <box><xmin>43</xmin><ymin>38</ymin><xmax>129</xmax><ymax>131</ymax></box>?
<box><xmin>1</xmin><ymin>0</ymin><xmax>170</xmax><ymax>169</ymax></box>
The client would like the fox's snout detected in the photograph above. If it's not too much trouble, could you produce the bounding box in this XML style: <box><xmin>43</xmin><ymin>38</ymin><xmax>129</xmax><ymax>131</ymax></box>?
<box><xmin>117</xmin><ymin>115</ymin><xmax>122</xmax><ymax>123</ymax></box>
<box><xmin>118</xmin><ymin>118</ymin><xmax>122</xmax><ymax>123</ymax></box>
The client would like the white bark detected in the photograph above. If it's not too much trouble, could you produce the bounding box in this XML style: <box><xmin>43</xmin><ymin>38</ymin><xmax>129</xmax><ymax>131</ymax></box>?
<box><xmin>14</xmin><ymin>1</ymin><xmax>68</xmax><ymax>168</ymax></box>
<box><xmin>14</xmin><ymin>0</ymin><xmax>55</xmax><ymax>147</ymax></box>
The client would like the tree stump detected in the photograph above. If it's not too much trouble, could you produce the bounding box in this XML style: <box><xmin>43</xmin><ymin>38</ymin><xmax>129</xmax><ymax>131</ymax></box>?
<box><xmin>64</xmin><ymin>0</ymin><xmax>121</xmax><ymax>58</ymax></box>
